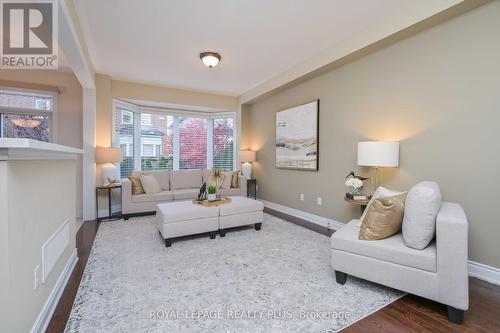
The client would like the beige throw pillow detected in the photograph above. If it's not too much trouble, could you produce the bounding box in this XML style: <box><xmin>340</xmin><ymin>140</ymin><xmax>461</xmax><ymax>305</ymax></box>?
<box><xmin>359</xmin><ymin>193</ymin><xmax>407</xmax><ymax>240</ymax></box>
<box><xmin>358</xmin><ymin>186</ymin><xmax>404</xmax><ymax>226</ymax></box>
<box><xmin>231</xmin><ymin>171</ymin><xmax>240</xmax><ymax>188</ymax></box>
<box><xmin>128</xmin><ymin>176</ymin><xmax>145</xmax><ymax>195</ymax></box>
<box><xmin>140</xmin><ymin>174</ymin><xmax>162</xmax><ymax>194</ymax></box>
<box><xmin>220</xmin><ymin>171</ymin><xmax>233</xmax><ymax>189</ymax></box>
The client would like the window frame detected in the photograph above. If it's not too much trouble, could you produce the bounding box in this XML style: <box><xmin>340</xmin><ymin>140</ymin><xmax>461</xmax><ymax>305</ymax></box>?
<box><xmin>112</xmin><ymin>99</ymin><xmax>236</xmax><ymax>177</ymax></box>
<box><xmin>0</xmin><ymin>86</ymin><xmax>58</xmax><ymax>142</ymax></box>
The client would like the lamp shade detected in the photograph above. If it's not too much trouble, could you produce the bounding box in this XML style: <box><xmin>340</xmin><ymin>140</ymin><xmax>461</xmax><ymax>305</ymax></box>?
<box><xmin>95</xmin><ymin>147</ymin><xmax>123</xmax><ymax>163</ymax></box>
<box><xmin>357</xmin><ymin>141</ymin><xmax>399</xmax><ymax>167</ymax></box>
<box><xmin>240</xmin><ymin>150</ymin><xmax>256</xmax><ymax>163</ymax></box>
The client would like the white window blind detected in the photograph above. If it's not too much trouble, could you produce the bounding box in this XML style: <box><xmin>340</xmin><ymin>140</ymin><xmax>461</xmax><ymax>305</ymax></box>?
<box><xmin>179</xmin><ymin>117</ymin><xmax>207</xmax><ymax>170</ymax></box>
<box><xmin>114</xmin><ymin>108</ymin><xmax>135</xmax><ymax>178</ymax></box>
<box><xmin>213</xmin><ymin>117</ymin><xmax>234</xmax><ymax>170</ymax></box>
<box><xmin>113</xmin><ymin>102</ymin><xmax>236</xmax><ymax>175</ymax></box>
<box><xmin>141</xmin><ymin>113</ymin><xmax>174</xmax><ymax>171</ymax></box>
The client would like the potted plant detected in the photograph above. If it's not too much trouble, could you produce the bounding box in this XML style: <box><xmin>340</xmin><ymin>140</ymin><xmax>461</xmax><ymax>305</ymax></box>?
<box><xmin>207</xmin><ymin>184</ymin><xmax>217</xmax><ymax>202</ymax></box>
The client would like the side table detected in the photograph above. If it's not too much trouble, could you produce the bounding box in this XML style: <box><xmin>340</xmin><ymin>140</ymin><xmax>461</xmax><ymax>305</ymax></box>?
<box><xmin>247</xmin><ymin>179</ymin><xmax>257</xmax><ymax>199</ymax></box>
<box><xmin>344</xmin><ymin>196</ymin><xmax>370</xmax><ymax>214</ymax></box>
<box><xmin>96</xmin><ymin>185</ymin><xmax>122</xmax><ymax>222</ymax></box>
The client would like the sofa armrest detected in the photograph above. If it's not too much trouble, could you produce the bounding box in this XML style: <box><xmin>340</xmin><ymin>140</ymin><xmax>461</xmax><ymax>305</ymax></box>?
<box><xmin>436</xmin><ymin>202</ymin><xmax>469</xmax><ymax>309</ymax></box>
<box><xmin>238</xmin><ymin>175</ymin><xmax>247</xmax><ymax>197</ymax></box>
<box><xmin>121</xmin><ymin>178</ymin><xmax>133</xmax><ymax>213</ymax></box>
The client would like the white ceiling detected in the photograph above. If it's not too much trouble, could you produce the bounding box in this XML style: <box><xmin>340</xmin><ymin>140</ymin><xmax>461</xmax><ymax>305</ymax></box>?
<box><xmin>74</xmin><ymin>0</ymin><xmax>433</xmax><ymax>96</ymax></box>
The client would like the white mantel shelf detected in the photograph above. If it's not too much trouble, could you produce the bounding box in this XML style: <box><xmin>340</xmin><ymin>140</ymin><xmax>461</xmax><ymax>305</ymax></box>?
<box><xmin>0</xmin><ymin>138</ymin><xmax>83</xmax><ymax>161</ymax></box>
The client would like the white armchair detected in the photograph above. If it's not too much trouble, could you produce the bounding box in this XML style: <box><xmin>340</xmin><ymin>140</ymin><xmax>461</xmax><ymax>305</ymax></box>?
<box><xmin>331</xmin><ymin>202</ymin><xmax>468</xmax><ymax>324</ymax></box>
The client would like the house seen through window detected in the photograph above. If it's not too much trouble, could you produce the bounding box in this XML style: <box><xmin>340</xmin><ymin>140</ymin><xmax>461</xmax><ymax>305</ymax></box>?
<box><xmin>113</xmin><ymin>106</ymin><xmax>235</xmax><ymax>178</ymax></box>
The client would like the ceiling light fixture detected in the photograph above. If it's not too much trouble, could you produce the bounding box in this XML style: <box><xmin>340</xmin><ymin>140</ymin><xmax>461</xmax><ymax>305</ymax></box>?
<box><xmin>200</xmin><ymin>52</ymin><xmax>221</xmax><ymax>68</ymax></box>
<box><xmin>11</xmin><ymin>119</ymin><xmax>42</xmax><ymax>128</ymax></box>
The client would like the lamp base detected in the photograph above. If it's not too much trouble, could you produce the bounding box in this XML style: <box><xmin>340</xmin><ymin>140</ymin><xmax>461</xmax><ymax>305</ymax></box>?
<box><xmin>241</xmin><ymin>162</ymin><xmax>252</xmax><ymax>179</ymax></box>
<box><xmin>101</xmin><ymin>163</ymin><xmax>118</xmax><ymax>186</ymax></box>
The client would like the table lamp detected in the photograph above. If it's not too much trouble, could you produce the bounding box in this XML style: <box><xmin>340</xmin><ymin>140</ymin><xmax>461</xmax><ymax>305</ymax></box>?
<box><xmin>240</xmin><ymin>149</ymin><xmax>256</xmax><ymax>179</ymax></box>
<box><xmin>96</xmin><ymin>147</ymin><xmax>123</xmax><ymax>186</ymax></box>
<box><xmin>357</xmin><ymin>141</ymin><xmax>399</xmax><ymax>190</ymax></box>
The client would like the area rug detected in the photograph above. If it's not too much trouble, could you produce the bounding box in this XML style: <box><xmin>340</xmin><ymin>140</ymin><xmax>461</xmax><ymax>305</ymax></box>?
<box><xmin>65</xmin><ymin>214</ymin><xmax>403</xmax><ymax>333</ymax></box>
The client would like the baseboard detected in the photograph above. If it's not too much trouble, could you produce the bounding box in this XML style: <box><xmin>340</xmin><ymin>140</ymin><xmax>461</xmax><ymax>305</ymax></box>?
<box><xmin>259</xmin><ymin>198</ymin><xmax>500</xmax><ymax>286</ymax></box>
<box><xmin>30</xmin><ymin>248</ymin><xmax>78</xmax><ymax>333</ymax></box>
<box><xmin>468</xmin><ymin>260</ymin><xmax>500</xmax><ymax>286</ymax></box>
<box><xmin>259</xmin><ymin>199</ymin><xmax>345</xmax><ymax>230</ymax></box>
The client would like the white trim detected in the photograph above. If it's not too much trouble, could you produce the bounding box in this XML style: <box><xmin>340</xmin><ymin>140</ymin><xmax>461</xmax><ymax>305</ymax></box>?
<box><xmin>82</xmin><ymin>88</ymin><xmax>97</xmax><ymax>221</ymax></box>
<box><xmin>59</xmin><ymin>0</ymin><xmax>95</xmax><ymax>88</ymax></box>
<box><xmin>42</xmin><ymin>219</ymin><xmax>71</xmax><ymax>283</ymax></box>
<box><xmin>115</xmin><ymin>99</ymin><xmax>236</xmax><ymax>118</ymax></box>
<box><xmin>173</xmin><ymin>117</ymin><xmax>180</xmax><ymax>170</ymax></box>
<box><xmin>207</xmin><ymin>118</ymin><xmax>213</xmax><ymax>169</ymax></box>
<box><xmin>259</xmin><ymin>199</ymin><xmax>344</xmax><ymax>230</ymax></box>
<box><xmin>260</xmin><ymin>198</ymin><xmax>500</xmax><ymax>286</ymax></box>
<box><xmin>30</xmin><ymin>249</ymin><xmax>78</xmax><ymax>333</ymax></box>
<box><xmin>468</xmin><ymin>260</ymin><xmax>500</xmax><ymax>286</ymax></box>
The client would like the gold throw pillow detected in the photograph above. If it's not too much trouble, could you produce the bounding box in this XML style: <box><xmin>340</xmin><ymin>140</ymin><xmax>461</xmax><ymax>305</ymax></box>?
<box><xmin>128</xmin><ymin>176</ymin><xmax>145</xmax><ymax>195</ymax></box>
<box><xmin>231</xmin><ymin>171</ymin><xmax>240</xmax><ymax>188</ymax></box>
<box><xmin>359</xmin><ymin>193</ymin><xmax>407</xmax><ymax>240</ymax></box>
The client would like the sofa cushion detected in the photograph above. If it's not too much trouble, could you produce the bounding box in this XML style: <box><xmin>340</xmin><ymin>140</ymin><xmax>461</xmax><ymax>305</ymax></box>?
<box><xmin>170</xmin><ymin>170</ymin><xmax>202</xmax><ymax>190</ymax></box>
<box><xmin>140</xmin><ymin>174</ymin><xmax>162</xmax><ymax>194</ymax></box>
<box><xmin>133</xmin><ymin>170</ymin><xmax>170</xmax><ymax>191</ymax></box>
<box><xmin>331</xmin><ymin>220</ymin><xmax>437</xmax><ymax>272</ymax></box>
<box><xmin>172</xmin><ymin>188</ymin><xmax>199</xmax><ymax>200</ymax></box>
<box><xmin>202</xmin><ymin>169</ymin><xmax>212</xmax><ymax>184</ymax></box>
<box><xmin>131</xmin><ymin>190</ymin><xmax>173</xmax><ymax>203</ymax></box>
<box><xmin>218</xmin><ymin>188</ymin><xmax>241</xmax><ymax>197</ymax></box>
<box><xmin>219</xmin><ymin>196</ymin><xmax>264</xmax><ymax>216</ymax></box>
<box><xmin>403</xmin><ymin>181</ymin><xmax>442</xmax><ymax>250</ymax></box>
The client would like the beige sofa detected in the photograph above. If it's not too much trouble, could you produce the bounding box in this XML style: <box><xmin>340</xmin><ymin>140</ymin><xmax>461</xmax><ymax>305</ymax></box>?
<box><xmin>122</xmin><ymin>169</ymin><xmax>247</xmax><ymax>219</ymax></box>
<box><xmin>331</xmin><ymin>202</ymin><xmax>468</xmax><ymax>324</ymax></box>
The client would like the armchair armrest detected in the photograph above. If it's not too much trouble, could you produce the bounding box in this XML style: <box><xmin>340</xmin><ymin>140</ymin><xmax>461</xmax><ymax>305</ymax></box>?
<box><xmin>238</xmin><ymin>175</ymin><xmax>247</xmax><ymax>197</ymax></box>
<box><xmin>436</xmin><ymin>202</ymin><xmax>469</xmax><ymax>310</ymax></box>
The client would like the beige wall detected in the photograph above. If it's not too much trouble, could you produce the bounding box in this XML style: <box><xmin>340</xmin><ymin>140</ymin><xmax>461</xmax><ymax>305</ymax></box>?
<box><xmin>0</xmin><ymin>70</ymin><xmax>84</xmax><ymax>218</ymax></box>
<box><xmin>243</xmin><ymin>1</ymin><xmax>500</xmax><ymax>269</ymax></box>
<box><xmin>96</xmin><ymin>73</ymin><xmax>238</xmax><ymax>149</ymax></box>
<box><xmin>0</xmin><ymin>159</ymin><xmax>77</xmax><ymax>333</ymax></box>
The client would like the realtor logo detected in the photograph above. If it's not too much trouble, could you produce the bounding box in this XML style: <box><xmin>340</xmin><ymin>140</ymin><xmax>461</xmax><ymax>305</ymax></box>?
<box><xmin>1</xmin><ymin>0</ymin><xmax>58</xmax><ymax>69</ymax></box>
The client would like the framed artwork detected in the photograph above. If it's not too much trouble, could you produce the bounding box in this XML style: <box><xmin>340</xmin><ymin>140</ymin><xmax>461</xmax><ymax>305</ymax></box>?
<box><xmin>275</xmin><ymin>100</ymin><xmax>319</xmax><ymax>171</ymax></box>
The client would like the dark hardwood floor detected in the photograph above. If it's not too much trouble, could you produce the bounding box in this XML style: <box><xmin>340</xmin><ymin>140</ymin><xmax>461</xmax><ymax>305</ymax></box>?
<box><xmin>46</xmin><ymin>215</ymin><xmax>500</xmax><ymax>332</ymax></box>
<box><xmin>46</xmin><ymin>220</ymin><xmax>99</xmax><ymax>333</ymax></box>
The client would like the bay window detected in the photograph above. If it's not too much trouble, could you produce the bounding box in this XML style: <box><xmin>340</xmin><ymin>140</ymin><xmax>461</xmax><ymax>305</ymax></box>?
<box><xmin>113</xmin><ymin>102</ymin><xmax>236</xmax><ymax>178</ymax></box>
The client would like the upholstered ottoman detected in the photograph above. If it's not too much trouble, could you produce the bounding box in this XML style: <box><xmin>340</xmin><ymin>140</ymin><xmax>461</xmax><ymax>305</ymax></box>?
<box><xmin>218</xmin><ymin>196</ymin><xmax>264</xmax><ymax>237</ymax></box>
<box><xmin>157</xmin><ymin>201</ymin><xmax>219</xmax><ymax>247</ymax></box>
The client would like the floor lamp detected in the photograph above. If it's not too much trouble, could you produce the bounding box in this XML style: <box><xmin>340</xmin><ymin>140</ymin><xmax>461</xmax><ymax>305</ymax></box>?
<box><xmin>357</xmin><ymin>141</ymin><xmax>399</xmax><ymax>192</ymax></box>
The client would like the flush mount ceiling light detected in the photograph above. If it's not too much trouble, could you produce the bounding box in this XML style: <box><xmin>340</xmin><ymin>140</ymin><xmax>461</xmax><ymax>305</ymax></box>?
<box><xmin>200</xmin><ymin>52</ymin><xmax>221</xmax><ymax>68</ymax></box>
